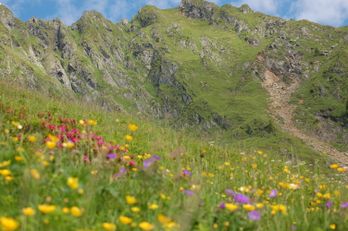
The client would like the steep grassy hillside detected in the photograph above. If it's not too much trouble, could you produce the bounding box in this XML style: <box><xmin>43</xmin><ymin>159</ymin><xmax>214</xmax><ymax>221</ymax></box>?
<box><xmin>1</xmin><ymin>82</ymin><xmax>348</xmax><ymax>231</ymax></box>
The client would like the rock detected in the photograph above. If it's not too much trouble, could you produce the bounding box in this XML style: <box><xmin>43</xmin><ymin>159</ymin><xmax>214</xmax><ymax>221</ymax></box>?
<box><xmin>137</xmin><ymin>6</ymin><xmax>158</xmax><ymax>27</ymax></box>
<box><xmin>121</xmin><ymin>19</ymin><xmax>129</xmax><ymax>26</ymax></box>
<box><xmin>0</xmin><ymin>4</ymin><xmax>17</xmax><ymax>29</ymax></box>
<box><xmin>239</xmin><ymin>4</ymin><xmax>253</xmax><ymax>14</ymax></box>
<box><xmin>220</xmin><ymin>11</ymin><xmax>249</xmax><ymax>33</ymax></box>
<box><xmin>180</xmin><ymin>0</ymin><xmax>218</xmax><ymax>21</ymax></box>
<box><xmin>166</xmin><ymin>23</ymin><xmax>182</xmax><ymax>37</ymax></box>
<box><xmin>245</xmin><ymin>37</ymin><xmax>260</xmax><ymax>46</ymax></box>
<box><xmin>132</xmin><ymin>43</ymin><xmax>155</xmax><ymax>70</ymax></box>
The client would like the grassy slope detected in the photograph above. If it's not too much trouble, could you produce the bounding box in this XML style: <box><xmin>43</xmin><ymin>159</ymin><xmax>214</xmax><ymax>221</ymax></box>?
<box><xmin>0</xmin><ymin>82</ymin><xmax>348</xmax><ymax>231</ymax></box>
<box><xmin>135</xmin><ymin>8</ymin><xmax>326</xmax><ymax>162</ymax></box>
<box><xmin>290</xmin><ymin>24</ymin><xmax>348</xmax><ymax>151</ymax></box>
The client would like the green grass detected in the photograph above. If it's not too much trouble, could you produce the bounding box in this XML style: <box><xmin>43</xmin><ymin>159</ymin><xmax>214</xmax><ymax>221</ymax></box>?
<box><xmin>0</xmin><ymin>82</ymin><xmax>348</xmax><ymax>231</ymax></box>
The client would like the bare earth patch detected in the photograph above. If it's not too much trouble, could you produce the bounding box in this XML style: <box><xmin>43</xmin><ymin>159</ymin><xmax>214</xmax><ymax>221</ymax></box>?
<box><xmin>262</xmin><ymin>70</ymin><xmax>348</xmax><ymax>165</ymax></box>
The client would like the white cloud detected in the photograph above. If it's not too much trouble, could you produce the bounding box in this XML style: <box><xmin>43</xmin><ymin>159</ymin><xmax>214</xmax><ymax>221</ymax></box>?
<box><xmin>292</xmin><ymin>0</ymin><xmax>348</xmax><ymax>26</ymax></box>
<box><xmin>234</xmin><ymin>0</ymin><xmax>279</xmax><ymax>14</ymax></box>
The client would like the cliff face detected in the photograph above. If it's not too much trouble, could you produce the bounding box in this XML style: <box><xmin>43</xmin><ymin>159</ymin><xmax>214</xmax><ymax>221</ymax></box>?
<box><xmin>0</xmin><ymin>1</ymin><xmax>347</xmax><ymax>149</ymax></box>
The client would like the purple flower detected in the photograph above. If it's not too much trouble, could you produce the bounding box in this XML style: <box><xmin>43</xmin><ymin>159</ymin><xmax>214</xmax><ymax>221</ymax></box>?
<box><xmin>248</xmin><ymin>211</ymin><xmax>261</xmax><ymax>221</ymax></box>
<box><xmin>113</xmin><ymin>167</ymin><xmax>127</xmax><ymax>178</ymax></box>
<box><xmin>340</xmin><ymin>202</ymin><xmax>348</xmax><ymax>208</ymax></box>
<box><xmin>269</xmin><ymin>189</ymin><xmax>278</xmax><ymax>198</ymax></box>
<box><xmin>219</xmin><ymin>202</ymin><xmax>226</xmax><ymax>209</ymax></box>
<box><xmin>107</xmin><ymin>153</ymin><xmax>118</xmax><ymax>160</ymax></box>
<box><xmin>182</xmin><ymin>169</ymin><xmax>192</xmax><ymax>177</ymax></box>
<box><xmin>183</xmin><ymin>190</ymin><xmax>195</xmax><ymax>196</ymax></box>
<box><xmin>234</xmin><ymin>193</ymin><xmax>250</xmax><ymax>204</ymax></box>
<box><xmin>225</xmin><ymin>189</ymin><xmax>235</xmax><ymax>197</ymax></box>
<box><xmin>326</xmin><ymin>200</ymin><xmax>333</xmax><ymax>209</ymax></box>
<box><xmin>143</xmin><ymin>155</ymin><xmax>160</xmax><ymax>169</ymax></box>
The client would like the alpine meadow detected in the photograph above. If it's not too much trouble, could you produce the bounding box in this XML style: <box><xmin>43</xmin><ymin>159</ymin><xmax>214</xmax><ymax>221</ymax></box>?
<box><xmin>0</xmin><ymin>0</ymin><xmax>348</xmax><ymax>230</ymax></box>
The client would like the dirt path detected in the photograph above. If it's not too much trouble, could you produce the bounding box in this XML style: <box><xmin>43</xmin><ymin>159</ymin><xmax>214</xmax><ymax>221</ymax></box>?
<box><xmin>262</xmin><ymin>70</ymin><xmax>348</xmax><ymax>165</ymax></box>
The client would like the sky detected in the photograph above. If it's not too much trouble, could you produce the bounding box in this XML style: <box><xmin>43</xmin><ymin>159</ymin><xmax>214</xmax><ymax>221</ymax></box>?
<box><xmin>0</xmin><ymin>0</ymin><xmax>348</xmax><ymax>27</ymax></box>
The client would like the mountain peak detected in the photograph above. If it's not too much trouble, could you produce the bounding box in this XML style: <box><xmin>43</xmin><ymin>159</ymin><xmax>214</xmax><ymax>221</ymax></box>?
<box><xmin>239</xmin><ymin>4</ymin><xmax>253</xmax><ymax>14</ymax></box>
<box><xmin>179</xmin><ymin>0</ymin><xmax>218</xmax><ymax>19</ymax></box>
<box><xmin>82</xmin><ymin>10</ymin><xmax>104</xmax><ymax>18</ymax></box>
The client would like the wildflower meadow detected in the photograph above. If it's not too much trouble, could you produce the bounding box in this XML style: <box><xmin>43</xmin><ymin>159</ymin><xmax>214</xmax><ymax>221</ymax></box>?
<box><xmin>0</xmin><ymin>85</ymin><xmax>348</xmax><ymax>231</ymax></box>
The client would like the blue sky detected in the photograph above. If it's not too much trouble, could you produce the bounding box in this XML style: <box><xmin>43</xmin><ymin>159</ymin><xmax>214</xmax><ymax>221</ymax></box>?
<box><xmin>1</xmin><ymin>0</ymin><xmax>348</xmax><ymax>27</ymax></box>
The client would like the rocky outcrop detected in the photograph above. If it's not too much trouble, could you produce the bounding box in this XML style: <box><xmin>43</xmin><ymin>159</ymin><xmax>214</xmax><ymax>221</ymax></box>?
<box><xmin>0</xmin><ymin>4</ymin><xmax>17</xmax><ymax>30</ymax></box>
<box><xmin>137</xmin><ymin>6</ymin><xmax>159</xmax><ymax>27</ymax></box>
<box><xmin>180</xmin><ymin>0</ymin><xmax>249</xmax><ymax>33</ymax></box>
<box><xmin>239</xmin><ymin>4</ymin><xmax>253</xmax><ymax>14</ymax></box>
<box><xmin>180</xmin><ymin>0</ymin><xmax>218</xmax><ymax>21</ymax></box>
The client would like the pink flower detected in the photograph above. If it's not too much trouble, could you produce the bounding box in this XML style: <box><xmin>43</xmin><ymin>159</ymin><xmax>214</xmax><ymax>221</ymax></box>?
<box><xmin>269</xmin><ymin>189</ymin><xmax>278</xmax><ymax>198</ymax></box>
<box><xmin>143</xmin><ymin>155</ymin><xmax>160</xmax><ymax>169</ymax></box>
<box><xmin>248</xmin><ymin>211</ymin><xmax>261</xmax><ymax>221</ymax></box>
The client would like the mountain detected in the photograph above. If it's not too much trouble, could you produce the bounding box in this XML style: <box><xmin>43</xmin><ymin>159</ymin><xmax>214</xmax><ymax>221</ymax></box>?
<box><xmin>0</xmin><ymin>0</ymin><xmax>347</xmax><ymax>158</ymax></box>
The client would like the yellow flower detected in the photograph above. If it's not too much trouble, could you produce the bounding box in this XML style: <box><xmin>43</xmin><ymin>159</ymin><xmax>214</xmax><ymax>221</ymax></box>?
<box><xmin>256</xmin><ymin>203</ymin><xmax>264</xmax><ymax>209</ymax></box>
<box><xmin>45</xmin><ymin>141</ymin><xmax>56</xmax><ymax>149</ymax></box>
<box><xmin>22</xmin><ymin>207</ymin><xmax>35</xmax><ymax>217</ymax></box>
<box><xmin>139</xmin><ymin>222</ymin><xmax>154</xmax><ymax>231</ymax></box>
<box><xmin>0</xmin><ymin>161</ymin><xmax>11</xmax><ymax>168</ymax></box>
<box><xmin>124</xmin><ymin>135</ymin><xmax>133</xmax><ymax>142</ymax></box>
<box><xmin>337</xmin><ymin>167</ymin><xmax>347</xmax><ymax>173</ymax></box>
<box><xmin>225</xmin><ymin>203</ymin><xmax>238</xmax><ymax>212</ymax></box>
<box><xmin>243</xmin><ymin>204</ymin><xmax>255</xmax><ymax>211</ymax></box>
<box><xmin>323</xmin><ymin>193</ymin><xmax>331</xmax><ymax>200</ymax></box>
<box><xmin>288</xmin><ymin>183</ymin><xmax>300</xmax><ymax>190</ymax></box>
<box><xmin>30</xmin><ymin>169</ymin><xmax>40</xmax><ymax>180</ymax></box>
<box><xmin>0</xmin><ymin>169</ymin><xmax>11</xmax><ymax>177</ymax></box>
<box><xmin>11</xmin><ymin>121</ymin><xmax>23</xmax><ymax>130</ymax></box>
<box><xmin>62</xmin><ymin>142</ymin><xmax>75</xmax><ymax>149</ymax></box>
<box><xmin>119</xmin><ymin>215</ymin><xmax>132</xmax><ymax>225</ymax></box>
<box><xmin>123</xmin><ymin>155</ymin><xmax>131</xmax><ymax>161</ymax></box>
<box><xmin>102</xmin><ymin>223</ymin><xmax>116</xmax><ymax>231</ymax></box>
<box><xmin>5</xmin><ymin>176</ymin><xmax>13</xmax><ymax>182</ymax></box>
<box><xmin>271</xmin><ymin>204</ymin><xmax>287</xmax><ymax>215</ymax></box>
<box><xmin>126</xmin><ymin>196</ymin><xmax>137</xmax><ymax>205</ymax></box>
<box><xmin>70</xmin><ymin>207</ymin><xmax>83</xmax><ymax>217</ymax></box>
<box><xmin>0</xmin><ymin>217</ymin><xmax>19</xmax><ymax>231</ymax></box>
<box><xmin>128</xmin><ymin>123</ymin><xmax>138</xmax><ymax>132</ymax></box>
<box><xmin>131</xmin><ymin>207</ymin><xmax>140</xmax><ymax>213</ymax></box>
<box><xmin>158</xmin><ymin>215</ymin><xmax>177</xmax><ymax>229</ymax></box>
<box><xmin>283</xmin><ymin>166</ymin><xmax>290</xmax><ymax>174</ymax></box>
<box><xmin>27</xmin><ymin>135</ymin><xmax>37</xmax><ymax>143</ymax></box>
<box><xmin>62</xmin><ymin>207</ymin><xmax>70</xmax><ymax>214</ymax></box>
<box><xmin>330</xmin><ymin>164</ymin><xmax>339</xmax><ymax>169</ymax></box>
<box><xmin>38</xmin><ymin>204</ymin><xmax>56</xmax><ymax>214</ymax></box>
<box><xmin>67</xmin><ymin>177</ymin><xmax>79</xmax><ymax>190</ymax></box>
<box><xmin>148</xmin><ymin>203</ymin><xmax>159</xmax><ymax>210</ymax></box>
<box><xmin>15</xmin><ymin>156</ymin><xmax>24</xmax><ymax>162</ymax></box>
<box><xmin>87</xmin><ymin>119</ymin><xmax>97</xmax><ymax>126</ymax></box>
<box><xmin>329</xmin><ymin>224</ymin><xmax>336</xmax><ymax>230</ymax></box>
